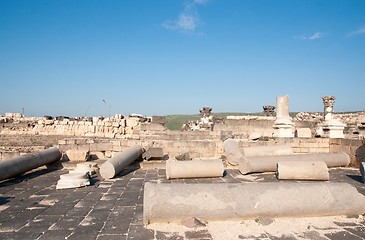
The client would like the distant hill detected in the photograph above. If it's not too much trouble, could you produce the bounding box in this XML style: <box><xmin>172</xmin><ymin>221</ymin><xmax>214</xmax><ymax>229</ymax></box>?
<box><xmin>164</xmin><ymin>112</ymin><xmax>265</xmax><ymax>131</ymax></box>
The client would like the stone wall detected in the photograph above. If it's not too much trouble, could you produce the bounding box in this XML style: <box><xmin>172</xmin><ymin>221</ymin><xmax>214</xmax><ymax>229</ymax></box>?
<box><xmin>329</xmin><ymin>138</ymin><xmax>365</xmax><ymax>167</ymax></box>
<box><xmin>1</xmin><ymin>130</ymin><xmax>364</xmax><ymax>168</ymax></box>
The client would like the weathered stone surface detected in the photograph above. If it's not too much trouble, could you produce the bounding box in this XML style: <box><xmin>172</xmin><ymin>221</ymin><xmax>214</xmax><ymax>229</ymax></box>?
<box><xmin>0</xmin><ymin>147</ymin><xmax>62</xmax><ymax>181</ymax></box>
<box><xmin>142</xmin><ymin>147</ymin><xmax>164</xmax><ymax>160</ymax></box>
<box><xmin>65</xmin><ymin>149</ymin><xmax>90</xmax><ymax>162</ymax></box>
<box><xmin>239</xmin><ymin>152</ymin><xmax>350</xmax><ymax>175</ymax></box>
<box><xmin>99</xmin><ymin>145</ymin><xmax>143</xmax><ymax>179</ymax></box>
<box><xmin>166</xmin><ymin>159</ymin><xmax>224</xmax><ymax>179</ymax></box>
<box><xmin>56</xmin><ymin>173</ymin><xmax>90</xmax><ymax>189</ymax></box>
<box><xmin>143</xmin><ymin>182</ymin><xmax>365</xmax><ymax>224</ymax></box>
<box><xmin>276</xmin><ymin>160</ymin><xmax>329</xmax><ymax>181</ymax></box>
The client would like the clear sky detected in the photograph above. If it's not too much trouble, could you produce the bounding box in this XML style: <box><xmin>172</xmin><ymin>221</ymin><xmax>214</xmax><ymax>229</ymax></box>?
<box><xmin>1</xmin><ymin>0</ymin><xmax>364</xmax><ymax>117</ymax></box>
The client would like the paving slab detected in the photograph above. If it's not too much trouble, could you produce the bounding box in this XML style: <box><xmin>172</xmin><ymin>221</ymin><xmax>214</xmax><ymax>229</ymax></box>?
<box><xmin>0</xmin><ymin>161</ymin><xmax>365</xmax><ymax>239</ymax></box>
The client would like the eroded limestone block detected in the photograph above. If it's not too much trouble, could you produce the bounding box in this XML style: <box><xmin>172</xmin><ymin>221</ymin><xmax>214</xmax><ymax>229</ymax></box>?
<box><xmin>295</xmin><ymin>128</ymin><xmax>312</xmax><ymax>138</ymax></box>
<box><xmin>65</xmin><ymin>149</ymin><xmax>90</xmax><ymax>162</ymax></box>
<box><xmin>69</xmin><ymin>162</ymin><xmax>99</xmax><ymax>178</ymax></box>
<box><xmin>56</xmin><ymin>173</ymin><xmax>90</xmax><ymax>189</ymax></box>
<box><xmin>143</xmin><ymin>147</ymin><xmax>164</xmax><ymax>160</ymax></box>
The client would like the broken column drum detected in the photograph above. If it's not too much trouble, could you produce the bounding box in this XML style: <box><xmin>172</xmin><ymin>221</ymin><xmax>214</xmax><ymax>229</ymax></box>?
<box><xmin>0</xmin><ymin>147</ymin><xmax>62</xmax><ymax>181</ymax></box>
<box><xmin>239</xmin><ymin>152</ymin><xmax>350</xmax><ymax>175</ymax></box>
<box><xmin>99</xmin><ymin>145</ymin><xmax>143</xmax><ymax>179</ymax></box>
<box><xmin>166</xmin><ymin>159</ymin><xmax>225</xmax><ymax>179</ymax></box>
<box><xmin>276</xmin><ymin>160</ymin><xmax>329</xmax><ymax>181</ymax></box>
<box><xmin>143</xmin><ymin>182</ymin><xmax>365</xmax><ymax>224</ymax></box>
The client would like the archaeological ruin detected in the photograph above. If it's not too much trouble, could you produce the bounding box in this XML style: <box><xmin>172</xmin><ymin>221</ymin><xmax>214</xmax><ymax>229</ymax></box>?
<box><xmin>1</xmin><ymin>95</ymin><xmax>365</xmax><ymax>239</ymax></box>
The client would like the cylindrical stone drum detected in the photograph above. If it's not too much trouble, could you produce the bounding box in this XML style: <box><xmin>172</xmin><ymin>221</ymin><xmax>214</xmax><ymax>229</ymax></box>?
<box><xmin>276</xmin><ymin>160</ymin><xmax>329</xmax><ymax>180</ymax></box>
<box><xmin>239</xmin><ymin>152</ymin><xmax>350</xmax><ymax>175</ymax></box>
<box><xmin>166</xmin><ymin>159</ymin><xmax>224</xmax><ymax>179</ymax></box>
<box><xmin>100</xmin><ymin>145</ymin><xmax>143</xmax><ymax>179</ymax></box>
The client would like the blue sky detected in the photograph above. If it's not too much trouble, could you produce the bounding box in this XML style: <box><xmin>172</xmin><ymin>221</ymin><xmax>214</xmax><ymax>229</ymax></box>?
<box><xmin>1</xmin><ymin>0</ymin><xmax>364</xmax><ymax>117</ymax></box>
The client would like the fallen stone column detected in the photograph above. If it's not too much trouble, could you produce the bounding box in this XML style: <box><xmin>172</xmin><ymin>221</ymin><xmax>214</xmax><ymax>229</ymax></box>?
<box><xmin>100</xmin><ymin>145</ymin><xmax>143</xmax><ymax>179</ymax></box>
<box><xmin>166</xmin><ymin>159</ymin><xmax>224</xmax><ymax>179</ymax></box>
<box><xmin>0</xmin><ymin>147</ymin><xmax>62</xmax><ymax>181</ymax></box>
<box><xmin>143</xmin><ymin>182</ymin><xmax>365</xmax><ymax>225</ymax></box>
<box><xmin>276</xmin><ymin>161</ymin><xmax>329</xmax><ymax>180</ymax></box>
<box><xmin>239</xmin><ymin>152</ymin><xmax>350</xmax><ymax>175</ymax></box>
<box><xmin>243</xmin><ymin>145</ymin><xmax>293</xmax><ymax>157</ymax></box>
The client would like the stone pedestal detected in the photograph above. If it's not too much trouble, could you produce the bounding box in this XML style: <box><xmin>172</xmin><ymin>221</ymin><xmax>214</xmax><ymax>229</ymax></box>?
<box><xmin>320</xmin><ymin>96</ymin><xmax>346</xmax><ymax>139</ymax></box>
<box><xmin>273</xmin><ymin>95</ymin><xmax>294</xmax><ymax>137</ymax></box>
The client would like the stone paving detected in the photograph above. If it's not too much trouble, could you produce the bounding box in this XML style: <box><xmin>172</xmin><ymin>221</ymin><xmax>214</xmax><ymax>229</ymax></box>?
<box><xmin>0</xmin><ymin>160</ymin><xmax>365</xmax><ymax>240</ymax></box>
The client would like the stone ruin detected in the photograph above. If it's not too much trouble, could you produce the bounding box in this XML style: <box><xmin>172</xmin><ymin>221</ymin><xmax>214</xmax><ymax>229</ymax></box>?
<box><xmin>182</xmin><ymin>107</ymin><xmax>215</xmax><ymax>131</ymax></box>
<box><xmin>1</xmin><ymin>96</ymin><xmax>365</xmax><ymax>240</ymax></box>
<box><xmin>262</xmin><ymin>105</ymin><xmax>275</xmax><ymax>117</ymax></box>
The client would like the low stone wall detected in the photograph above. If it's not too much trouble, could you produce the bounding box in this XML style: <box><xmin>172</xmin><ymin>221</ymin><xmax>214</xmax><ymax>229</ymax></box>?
<box><xmin>1</xmin><ymin>132</ymin><xmax>364</xmax><ymax>168</ymax></box>
<box><xmin>329</xmin><ymin>138</ymin><xmax>365</xmax><ymax>167</ymax></box>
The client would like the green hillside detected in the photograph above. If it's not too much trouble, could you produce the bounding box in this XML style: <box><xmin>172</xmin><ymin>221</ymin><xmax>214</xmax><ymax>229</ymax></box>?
<box><xmin>164</xmin><ymin>112</ymin><xmax>263</xmax><ymax>131</ymax></box>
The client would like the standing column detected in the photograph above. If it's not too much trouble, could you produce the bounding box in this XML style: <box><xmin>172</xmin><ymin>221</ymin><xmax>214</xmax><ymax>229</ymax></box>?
<box><xmin>322</xmin><ymin>96</ymin><xmax>336</xmax><ymax>122</ymax></box>
<box><xmin>320</xmin><ymin>96</ymin><xmax>346</xmax><ymax>138</ymax></box>
<box><xmin>273</xmin><ymin>95</ymin><xmax>294</xmax><ymax>137</ymax></box>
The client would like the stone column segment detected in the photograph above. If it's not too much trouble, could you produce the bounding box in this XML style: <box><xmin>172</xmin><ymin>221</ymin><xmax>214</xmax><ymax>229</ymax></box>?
<box><xmin>100</xmin><ymin>145</ymin><xmax>143</xmax><ymax>179</ymax></box>
<box><xmin>239</xmin><ymin>152</ymin><xmax>350</xmax><ymax>175</ymax></box>
<box><xmin>276</xmin><ymin>160</ymin><xmax>329</xmax><ymax>180</ymax></box>
<box><xmin>143</xmin><ymin>182</ymin><xmax>365</xmax><ymax>225</ymax></box>
<box><xmin>0</xmin><ymin>147</ymin><xmax>62</xmax><ymax>181</ymax></box>
<box><xmin>243</xmin><ymin>145</ymin><xmax>293</xmax><ymax>157</ymax></box>
<box><xmin>166</xmin><ymin>159</ymin><xmax>224</xmax><ymax>179</ymax></box>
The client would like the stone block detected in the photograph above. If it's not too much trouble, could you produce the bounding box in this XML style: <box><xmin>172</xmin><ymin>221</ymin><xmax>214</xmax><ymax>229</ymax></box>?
<box><xmin>295</xmin><ymin>128</ymin><xmax>312</xmax><ymax>138</ymax></box>
<box><xmin>90</xmin><ymin>151</ymin><xmax>105</xmax><ymax>160</ymax></box>
<box><xmin>1</xmin><ymin>151</ymin><xmax>20</xmax><ymax>160</ymax></box>
<box><xmin>90</xmin><ymin>143</ymin><xmax>113</xmax><ymax>152</ymax></box>
<box><xmin>58</xmin><ymin>140</ymin><xmax>67</xmax><ymax>145</ymax></box>
<box><xmin>112</xmin><ymin>145</ymin><xmax>123</xmax><ymax>152</ymax></box>
<box><xmin>143</xmin><ymin>147</ymin><xmax>164</xmax><ymax>160</ymax></box>
<box><xmin>65</xmin><ymin>149</ymin><xmax>90</xmax><ymax>162</ymax></box>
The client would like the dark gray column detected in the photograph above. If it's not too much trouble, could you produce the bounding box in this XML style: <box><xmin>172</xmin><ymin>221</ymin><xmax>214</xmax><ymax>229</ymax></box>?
<box><xmin>143</xmin><ymin>182</ymin><xmax>365</xmax><ymax>225</ymax></box>
<box><xmin>0</xmin><ymin>147</ymin><xmax>62</xmax><ymax>181</ymax></box>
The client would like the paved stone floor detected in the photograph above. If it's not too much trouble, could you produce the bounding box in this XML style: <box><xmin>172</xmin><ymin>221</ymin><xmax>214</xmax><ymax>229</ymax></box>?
<box><xmin>0</xmin><ymin>161</ymin><xmax>365</xmax><ymax>240</ymax></box>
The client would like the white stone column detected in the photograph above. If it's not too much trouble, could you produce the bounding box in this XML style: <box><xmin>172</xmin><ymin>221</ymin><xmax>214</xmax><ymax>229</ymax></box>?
<box><xmin>320</xmin><ymin>96</ymin><xmax>346</xmax><ymax>138</ymax></box>
<box><xmin>273</xmin><ymin>95</ymin><xmax>294</xmax><ymax>137</ymax></box>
